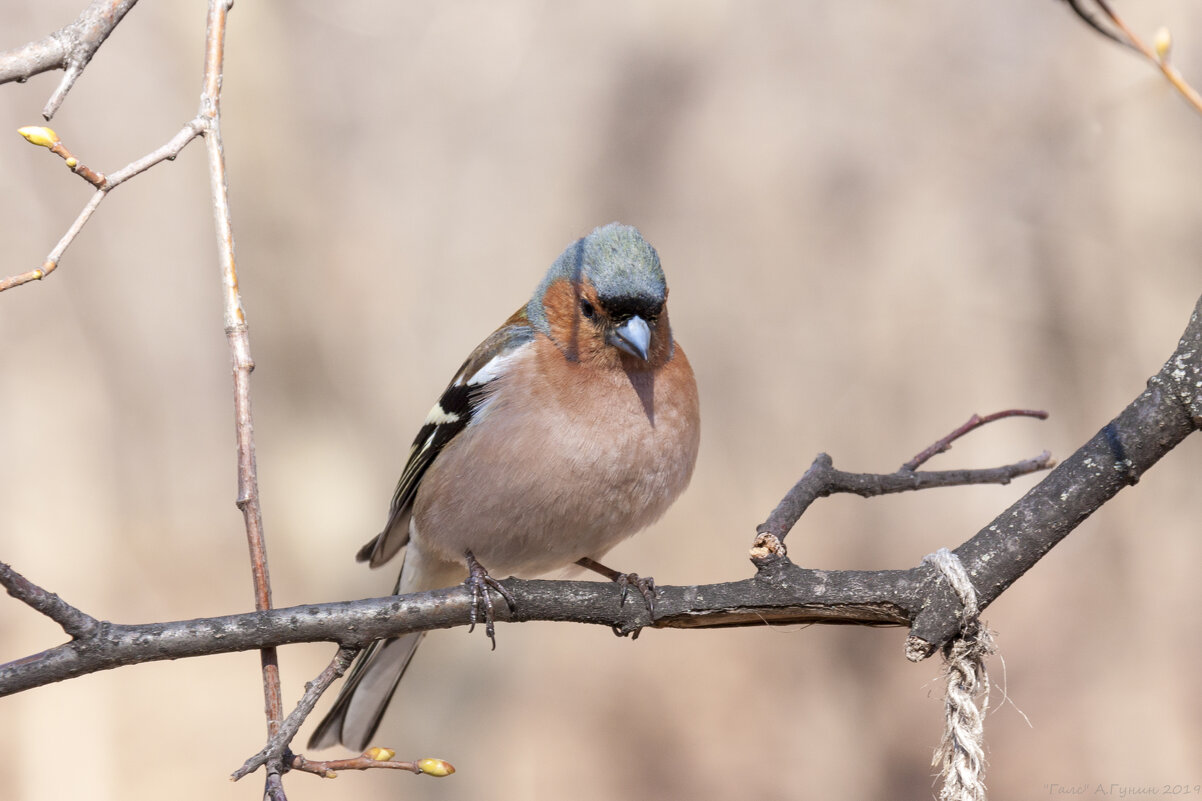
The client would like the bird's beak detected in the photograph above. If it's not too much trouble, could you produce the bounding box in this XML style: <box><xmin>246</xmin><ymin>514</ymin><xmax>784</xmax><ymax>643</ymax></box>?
<box><xmin>608</xmin><ymin>315</ymin><xmax>652</xmax><ymax>361</ymax></box>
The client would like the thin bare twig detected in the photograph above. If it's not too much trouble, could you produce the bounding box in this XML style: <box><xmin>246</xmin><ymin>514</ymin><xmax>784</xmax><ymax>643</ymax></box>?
<box><xmin>232</xmin><ymin>646</ymin><xmax>361</xmax><ymax>781</ymax></box>
<box><xmin>1061</xmin><ymin>0</ymin><xmax>1129</xmax><ymax>49</ymax></box>
<box><xmin>17</xmin><ymin>126</ymin><xmax>105</xmax><ymax>187</ymax></box>
<box><xmin>289</xmin><ymin>752</ymin><xmax>455</xmax><ymax>779</ymax></box>
<box><xmin>0</xmin><ymin>117</ymin><xmax>204</xmax><ymax>292</ymax></box>
<box><xmin>756</xmin><ymin>408</ymin><xmax>1055</xmax><ymax>544</ymax></box>
<box><xmin>0</xmin><ymin>0</ymin><xmax>141</xmax><ymax>120</ymax></box>
<box><xmin>1065</xmin><ymin>0</ymin><xmax>1202</xmax><ymax>116</ymax></box>
<box><xmin>902</xmin><ymin>408</ymin><xmax>1049</xmax><ymax>471</ymax></box>
<box><xmin>45</xmin><ymin>140</ymin><xmax>104</xmax><ymax>187</ymax></box>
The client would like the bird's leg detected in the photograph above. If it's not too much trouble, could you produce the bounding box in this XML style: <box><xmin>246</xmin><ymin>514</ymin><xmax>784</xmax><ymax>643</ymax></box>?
<box><xmin>575</xmin><ymin>556</ymin><xmax>657</xmax><ymax>614</ymax></box>
<box><xmin>464</xmin><ymin>550</ymin><xmax>516</xmax><ymax>650</ymax></box>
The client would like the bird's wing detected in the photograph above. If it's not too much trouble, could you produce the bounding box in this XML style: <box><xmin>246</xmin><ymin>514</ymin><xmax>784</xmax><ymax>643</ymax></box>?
<box><xmin>356</xmin><ymin>307</ymin><xmax>534</xmax><ymax>567</ymax></box>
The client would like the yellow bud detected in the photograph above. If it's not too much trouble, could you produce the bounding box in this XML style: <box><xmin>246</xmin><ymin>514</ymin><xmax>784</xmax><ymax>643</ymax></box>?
<box><xmin>1154</xmin><ymin>27</ymin><xmax>1172</xmax><ymax>61</ymax></box>
<box><xmin>366</xmin><ymin>747</ymin><xmax>395</xmax><ymax>762</ymax></box>
<box><xmin>417</xmin><ymin>758</ymin><xmax>455</xmax><ymax>777</ymax></box>
<box><xmin>18</xmin><ymin>126</ymin><xmax>60</xmax><ymax>148</ymax></box>
<box><xmin>65</xmin><ymin>157</ymin><xmax>78</xmax><ymax>168</ymax></box>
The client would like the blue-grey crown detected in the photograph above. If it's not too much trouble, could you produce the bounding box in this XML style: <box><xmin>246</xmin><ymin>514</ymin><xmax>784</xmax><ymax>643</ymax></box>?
<box><xmin>528</xmin><ymin>223</ymin><xmax>665</xmax><ymax>335</ymax></box>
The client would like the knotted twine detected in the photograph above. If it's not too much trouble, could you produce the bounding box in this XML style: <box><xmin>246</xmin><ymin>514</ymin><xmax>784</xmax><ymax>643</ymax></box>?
<box><xmin>923</xmin><ymin>547</ymin><xmax>995</xmax><ymax>801</ymax></box>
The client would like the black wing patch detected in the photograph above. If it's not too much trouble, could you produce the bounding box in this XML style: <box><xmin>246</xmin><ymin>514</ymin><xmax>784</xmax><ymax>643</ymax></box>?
<box><xmin>386</xmin><ymin>378</ymin><xmax>486</xmax><ymax>521</ymax></box>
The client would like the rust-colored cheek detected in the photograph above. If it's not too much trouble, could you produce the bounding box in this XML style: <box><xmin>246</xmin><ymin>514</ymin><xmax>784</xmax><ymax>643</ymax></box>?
<box><xmin>541</xmin><ymin>278</ymin><xmax>605</xmax><ymax>362</ymax></box>
<box><xmin>541</xmin><ymin>277</ymin><xmax>673</xmax><ymax>369</ymax></box>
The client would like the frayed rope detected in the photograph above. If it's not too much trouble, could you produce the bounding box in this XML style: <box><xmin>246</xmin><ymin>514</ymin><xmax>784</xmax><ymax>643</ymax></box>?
<box><xmin>923</xmin><ymin>547</ymin><xmax>996</xmax><ymax>801</ymax></box>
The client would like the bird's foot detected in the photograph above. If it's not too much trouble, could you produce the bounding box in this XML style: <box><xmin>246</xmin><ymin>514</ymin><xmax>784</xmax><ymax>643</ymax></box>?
<box><xmin>464</xmin><ymin>550</ymin><xmax>515</xmax><ymax>650</ymax></box>
<box><xmin>575</xmin><ymin>556</ymin><xmax>657</xmax><ymax>614</ymax></box>
<box><xmin>616</xmin><ymin>572</ymin><xmax>656</xmax><ymax>614</ymax></box>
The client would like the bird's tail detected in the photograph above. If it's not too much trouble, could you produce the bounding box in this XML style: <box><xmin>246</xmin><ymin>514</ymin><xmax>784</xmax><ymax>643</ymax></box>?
<box><xmin>307</xmin><ymin>631</ymin><xmax>425</xmax><ymax>751</ymax></box>
<box><xmin>308</xmin><ymin>544</ymin><xmax>465</xmax><ymax>751</ymax></box>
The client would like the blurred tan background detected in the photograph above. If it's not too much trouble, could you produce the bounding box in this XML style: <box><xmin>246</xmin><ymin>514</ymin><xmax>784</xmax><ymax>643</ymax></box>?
<box><xmin>2</xmin><ymin>2</ymin><xmax>1201</xmax><ymax>800</ymax></box>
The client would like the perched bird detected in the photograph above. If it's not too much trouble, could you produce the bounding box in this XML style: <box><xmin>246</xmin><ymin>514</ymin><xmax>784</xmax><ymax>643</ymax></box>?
<box><xmin>308</xmin><ymin>223</ymin><xmax>700</xmax><ymax>751</ymax></box>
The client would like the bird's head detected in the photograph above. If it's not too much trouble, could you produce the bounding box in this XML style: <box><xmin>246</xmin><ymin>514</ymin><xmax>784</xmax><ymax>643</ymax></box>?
<box><xmin>528</xmin><ymin>223</ymin><xmax>674</xmax><ymax>369</ymax></box>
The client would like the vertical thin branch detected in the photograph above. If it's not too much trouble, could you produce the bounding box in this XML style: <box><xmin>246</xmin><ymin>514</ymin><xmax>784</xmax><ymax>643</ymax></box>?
<box><xmin>199</xmin><ymin>0</ymin><xmax>285</xmax><ymax>774</ymax></box>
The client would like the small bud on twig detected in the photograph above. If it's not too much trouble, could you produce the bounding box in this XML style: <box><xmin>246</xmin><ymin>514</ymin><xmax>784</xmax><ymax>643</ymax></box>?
<box><xmin>366</xmin><ymin>747</ymin><xmax>395</xmax><ymax>762</ymax></box>
<box><xmin>15</xmin><ymin>125</ymin><xmax>106</xmax><ymax>188</ymax></box>
<box><xmin>1154</xmin><ymin>27</ymin><xmax>1173</xmax><ymax>62</ymax></box>
<box><xmin>417</xmin><ymin>758</ymin><xmax>455</xmax><ymax>777</ymax></box>
<box><xmin>17</xmin><ymin>126</ymin><xmax>61</xmax><ymax>148</ymax></box>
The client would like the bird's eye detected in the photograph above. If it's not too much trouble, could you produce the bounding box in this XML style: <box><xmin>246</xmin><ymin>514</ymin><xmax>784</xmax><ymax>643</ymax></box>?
<box><xmin>580</xmin><ymin>298</ymin><xmax>596</xmax><ymax>319</ymax></box>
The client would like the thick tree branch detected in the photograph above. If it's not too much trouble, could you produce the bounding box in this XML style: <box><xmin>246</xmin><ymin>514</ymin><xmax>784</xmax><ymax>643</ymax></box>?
<box><xmin>907</xmin><ymin>293</ymin><xmax>1202</xmax><ymax>656</ymax></box>
<box><xmin>0</xmin><ymin>0</ymin><xmax>141</xmax><ymax>120</ymax></box>
<box><xmin>0</xmin><ymin>287</ymin><xmax>1198</xmax><ymax>791</ymax></box>
<box><xmin>0</xmin><ymin>569</ymin><xmax>913</xmax><ymax>699</ymax></box>
<box><xmin>3</xmin><ymin>295</ymin><xmax>1198</xmax><ymax>702</ymax></box>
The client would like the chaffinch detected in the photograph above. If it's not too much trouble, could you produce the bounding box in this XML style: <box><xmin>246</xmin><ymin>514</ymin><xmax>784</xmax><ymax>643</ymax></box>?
<box><xmin>308</xmin><ymin>222</ymin><xmax>700</xmax><ymax>751</ymax></box>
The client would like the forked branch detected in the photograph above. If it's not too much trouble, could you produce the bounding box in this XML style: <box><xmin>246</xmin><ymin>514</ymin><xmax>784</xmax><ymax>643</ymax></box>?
<box><xmin>2</xmin><ymin>291</ymin><xmax>1199</xmax><ymax>781</ymax></box>
<box><xmin>0</xmin><ymin>0</ymin><xmax>141</xmax><ymax>120</ymax></box>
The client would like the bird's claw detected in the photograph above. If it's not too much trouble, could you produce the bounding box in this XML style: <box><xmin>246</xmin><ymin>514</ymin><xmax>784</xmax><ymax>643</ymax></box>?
<box><xmin>464</xmin><ymin>550</ymin><xmax>515</xmax><ymax>649</ymax></box>
<box><xmin>615</xmin><ymin>572</ymin><xmax>656</xmax><ymax>615</ymax></box>
<box><xmin>574</xmin><ymin>556</ymin><xmax>657</xmax><ymax>617</ymax></box>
